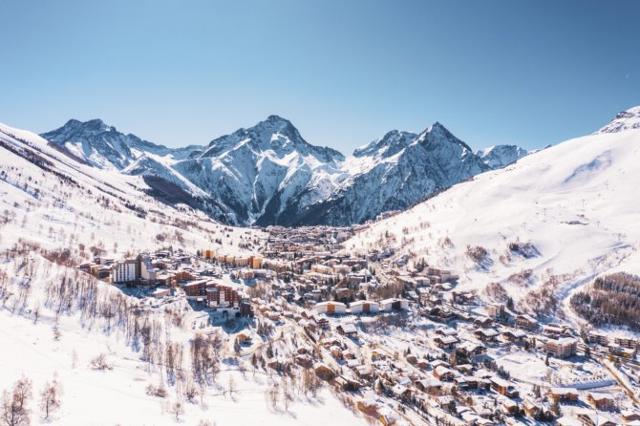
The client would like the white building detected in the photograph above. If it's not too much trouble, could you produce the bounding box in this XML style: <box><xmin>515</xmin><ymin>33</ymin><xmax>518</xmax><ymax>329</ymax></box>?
<box><xmin>379</xmin><ymin>298</ymin><xmax>410</xmax><ymax>312</ymax></box>
<box><xmin>139</xmin><ymin>255</ymin><xmax>157</xmax><ymax>282</ymax></box>
<box><xmin>349</xmin><ymin>300</ymin><xmax>379</xmax><ymax>314</ymax></box>
<box><xmin>112</xmin><ymin>259</ymin><xmax>138</xmax><ymax>284</ymax></box>
<box><xmin>313</xmin><ymin>301</ymin><xmax>347</xmax><ymax>315</ymax></box>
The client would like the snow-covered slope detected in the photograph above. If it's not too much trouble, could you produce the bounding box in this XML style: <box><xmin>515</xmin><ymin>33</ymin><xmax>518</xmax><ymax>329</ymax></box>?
<box><xmin>0</xmin><ymin>121</ymin><xmax>260</xmax><ymax>256</ymax></box>
<box><xmin>346</xmin><ymin>106</ymin><xmax>640</xmax><ymax>321</ymax></box>
<box><xmin>598</xmin><ymin>105</ymin><xmax>640</xmax><ymax>133</ymax></box>
<box><xmin>477</xmin><ymin>144</ymin><xmax>528</xmax><ymax>169</ymax></box>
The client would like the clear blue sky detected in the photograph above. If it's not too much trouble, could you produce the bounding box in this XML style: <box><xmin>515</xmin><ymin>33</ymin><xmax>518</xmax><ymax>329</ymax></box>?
<box><xmin>1</xmin><ymin>0</ymin><xmax>639</xmax><ymax>153</ymax></box>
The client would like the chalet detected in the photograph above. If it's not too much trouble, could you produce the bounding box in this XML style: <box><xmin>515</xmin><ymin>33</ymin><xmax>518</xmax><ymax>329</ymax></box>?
<box><xmin>349</xmin><ymin>300</ymin><xmax>379</xmax><ymax>314</ymax></box>
<box><xmin>515</xmin><ymin>314</ymin><xmax>538</xmax><ymax>330</ymax></box>
<box><xmin>433</xmin><ymin>365</ymin><xmax>456</xmax><ymax>381</ymax></box>
<box><xmin>334</xmin><ymin>375</ymin><xmax>362</xmax><ymax>392</ymax></box>
<box><xmin>543</xmin><ymin>324</ymin><xmax>569</xmax><ymax>338</ymax></box>
<box><xmin>336</xmin><ymin>323</ymin><xmax>358</xmax><ymax>338</ymax></box>
<box><xmin>500</xmin><ymin>397</ymin><xmax>519</xmax><ymax>416</ymax></box>
<box><xmin>313</xmin><ymin>301</ymin><xmax>347</xmax><ymax>315</ymax></box>
<box><xmin>490</xmin><ymin>377</ymin><xmax>518</xmax><ymax>398</ymax></box>
<box><xmin>454</xmin><ymin>376</ymin><xmax>479</xmax><ymax>390</ymax></box>
<box><xmin>474</xmin><ymin>328</ymin><xmax>499</xmax><ymax>342</ymax></box>
<box><xmin>390</xmin><ymin>384</ymin><xmax>412</xmax><ymax>402</ymax></box>
<box><xmin>545</xmin><ymin>337</ymin><xmax>577</xmax><ymax>358</ymax></box>
<box><xmin>155</xmin><ymin>271</ymin><xmax>175</xmax><ymax>287</ymax></box>
<box><xmin>295</xmin><ymin>354</ymin><xmax>313</xmax><ymax>368</ymax></box>
<box><xmin>501</xmin><ymin>329</ymin><xmax>527</xmax><ymax>344</ymax></box>
<box><xmin>313</xmin><ymin>315</ymin><xmax>330</xmax><ymax>329</ymax></box>
<box><xmin>333</xmin><ymin>264</ymin><xmax>351</xmax><ymax>275</ymax></box>
<box><xmin>415</xmin><ymin>378</ymin><xmax>444</xmax><ymax>395</ymax></box>
<box><xmin>574</xmin><ymin>409</ymin><xmax>618</xmax><ymax>426</ymax></box>
<box><xmin>523</xmin><ymin>398</ymin><xmax>542</xmax><ymax>419</ymax></box>
<box><xmin>353</xmin><ymin>365</ymin><xmax>373</xmax><ymax>380</ymax></box>
<box><xmin>174</xmin><ymin>269</ymin><xmax>196</xmax><ymax>282</ymax></box>
<box><xmin>548</xmin><ymin>387</ymin><xmax>579</xmax><ymax>404</ymax></box>
<box><xmin>428</xmin><ymin>306</ymin><xmax>456</xmax><ymax>322</ymax></box>
<box><xmin>416</xmin><ymin>358</ymin><xmax>430</xmax><ymax>370</ymax></box>
<box><xmin>473</xmin><ymin>316</ymin><xmax>494</xmax><ymax>328</ymax></box>
<box><xmin>334</xmin><ymin>287</ymin><xmax>352</xmax><ymax>301</ymax></box>
<box><xmin>434</xmin><ymin>335</ymin><xmax>459</xmax><ymax>350</ymax></box>
<box><xmin>456</xmin><ymin>341</ymin><xmax>486</xmax><ymax>361</ymax></box>
<box><xmin>587</xmin><ymin>393</ymin><xmax>616</xmax><ymax>411</ymax></box>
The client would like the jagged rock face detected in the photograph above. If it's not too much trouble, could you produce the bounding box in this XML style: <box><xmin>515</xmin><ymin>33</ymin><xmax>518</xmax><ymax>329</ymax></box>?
<box><xmin>598</xmin><ymin>106</ymin><xmax>640</xmax><ymax>134</ymax></box>
<box><xmin>42</xmin><ymin>119</ymin><xmax>201</xmax><ymax>170</ymax></box>
<box><xmin>352</xmin><ymin>130</ymin><xmax>417</xmax><ymax>159</ymax></box>
<box><xmin>477</xmin><ymin>144</ymin><xmax>528</xmax><ymax>169</ymax></box>
<box><xmin>41</xmin><ymin>116</ymin><xmax>517</xmax><ymax>226</ymax></box>
<box><xmin>281</xmin><ymin>123</ymin><xmax>489</xmax><ymax>226</ymax></box>
<box><xmin>172</xmin><ymin>115</ymin><xmax>344</xmax><ymax>225</ymax></box>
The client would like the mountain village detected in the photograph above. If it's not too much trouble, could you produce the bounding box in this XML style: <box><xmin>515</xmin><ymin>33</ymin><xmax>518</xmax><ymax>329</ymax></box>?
<box><xmin>73</xmin><ymin>222</ymin><xmax>640</xmax><ymax>426</ymax></box>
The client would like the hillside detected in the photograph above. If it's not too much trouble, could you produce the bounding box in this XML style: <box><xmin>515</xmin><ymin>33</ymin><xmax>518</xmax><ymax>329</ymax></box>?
<box><xmin>346</xmin><ymin>107</ymin><xmax>640</xmax><ymax>327</ymax></box>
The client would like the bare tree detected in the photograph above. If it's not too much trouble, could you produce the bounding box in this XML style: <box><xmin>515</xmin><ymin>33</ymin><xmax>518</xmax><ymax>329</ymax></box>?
<box><xmin>39</xmin><ymin>379</ymin><xmax>62</xmax><ymax>420</ymax></box>
<box><xmin>1</xmin><ymin>377</ymin><xmax>32</xmax><ymax>426</ymax></box>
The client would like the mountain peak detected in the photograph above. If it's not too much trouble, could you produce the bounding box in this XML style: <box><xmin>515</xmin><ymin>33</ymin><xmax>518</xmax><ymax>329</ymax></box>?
<box><xmin>598</xmin><ymin>106</ymin><xmax>640</xmax><ymax>134</ymax></box>
<box><xmin>353</xmin><ymin>130</ymin><xmax>417</xmax><ymax>158</ymax></box>
<box><xmin>415</xmin><ymin>121</ymin><xmax>475</xmax><ymax>153</ymax></box>
<box><xmin>477</xmin><ymin>144</ymin><xmax>528</xmax><ymax>169</ymax></box>
<box><xmin>61</xmin><ymin>118</ymin><xmax>114</xmax><ymax>133</ymax></box>
<box><xmin>265</xmin><ymin>114</ymin><xmax>291</xmax><ymax>124</ymax></box>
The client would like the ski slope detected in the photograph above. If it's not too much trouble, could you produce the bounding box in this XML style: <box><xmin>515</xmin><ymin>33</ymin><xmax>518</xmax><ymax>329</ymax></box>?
<box><xmin>347</xmin><ymin>110</ymin><xmax>640</xmax><ymax>324</ymax></box>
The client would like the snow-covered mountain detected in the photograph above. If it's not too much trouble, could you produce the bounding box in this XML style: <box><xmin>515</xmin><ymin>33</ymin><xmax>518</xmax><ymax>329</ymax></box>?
<box><xmin>38</xmin><ymin>115</ymin><xmax>581</xmax><ymax>228</ymax></box>
<box><xmin>42</xmin><ymin>119</ymin><xmax>202</xmax><ymax>170</ymax></box>
<box><xmin>477</xmin><ymin>144</ymin><xmax>528</xmax><ymax>169</ymax></box>
<box><xmin>41</xmin><ymin>116</ymin><xmax>496</xmax><ymax>226</ymax></box>
<box><xmin>172</xmin><ymin>115</ymin><xmax>345</xmax><ymax>225</ymax></box>
<box><xmin>283</xmin><ymin>123</ymin><xmax>489</xmax><ymax>225</ymax></box>
<box><xmin>597</xmin><ymin>105</ymin><xmax>640</xmax><ymax>133</ymax></box>
<box><xmin>346</xmin><ymin>105</ymin><xmax>640</xmax><ymax>322</ymax></box>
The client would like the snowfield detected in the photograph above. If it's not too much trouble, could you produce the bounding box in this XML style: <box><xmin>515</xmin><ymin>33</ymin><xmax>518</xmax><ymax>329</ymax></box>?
<box><xmin>346</xmin><ymin>110</ymin><xmax>640</xmax><ymax>331</ymax></box>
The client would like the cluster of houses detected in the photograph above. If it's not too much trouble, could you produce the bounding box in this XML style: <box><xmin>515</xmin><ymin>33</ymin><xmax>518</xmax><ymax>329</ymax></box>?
<box><xmin>82</xmin><ymin>249</ymin><xmax>251</xmax><ymax>317</ymax></box>
<box><xmin>253</xmin><ymin>227</ymin><xmax>640</xmax><ymax>425</ymax></box>
<box><xmin>77</xmin><ymin>224</ymin><xmax>640</xmax><ymax>425</ymax></box>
